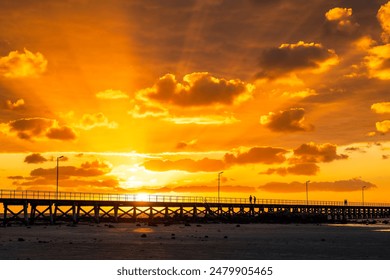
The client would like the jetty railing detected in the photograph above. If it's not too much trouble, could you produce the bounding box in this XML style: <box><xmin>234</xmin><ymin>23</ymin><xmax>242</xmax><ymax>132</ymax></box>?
<box><xmin>1</xmin><ymin>189</ymin><xmax>390</xmax><ymax>207</ymax></box>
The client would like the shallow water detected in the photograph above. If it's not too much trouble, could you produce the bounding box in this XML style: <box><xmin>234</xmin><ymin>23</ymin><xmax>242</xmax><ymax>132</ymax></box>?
<box><xmin>0</xmin><ymin>222</ymin><xmax>389</xmax><ymax>260</ymax></box>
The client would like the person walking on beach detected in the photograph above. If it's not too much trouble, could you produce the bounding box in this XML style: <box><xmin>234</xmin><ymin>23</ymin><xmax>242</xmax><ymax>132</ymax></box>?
<box><xmin>249</xmin><ymin>195</ymin><xmax>252</xmax><ymax>204</ymax></box>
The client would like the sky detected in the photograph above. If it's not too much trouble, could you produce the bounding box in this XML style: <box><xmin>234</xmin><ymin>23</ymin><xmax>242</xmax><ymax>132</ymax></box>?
<box><xmin>0</xmin><ymin>0</ymin><xmax>389</xmax><ymax>203</ymax></box>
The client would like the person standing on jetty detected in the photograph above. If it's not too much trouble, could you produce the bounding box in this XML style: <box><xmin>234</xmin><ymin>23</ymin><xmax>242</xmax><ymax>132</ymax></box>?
<box><xmin>249</xmin><ymin>195</ymin><xmax>252</xmax><ymax>204</ymax></box>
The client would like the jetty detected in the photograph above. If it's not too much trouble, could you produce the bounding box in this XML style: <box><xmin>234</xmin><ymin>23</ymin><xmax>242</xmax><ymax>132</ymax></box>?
<box><xmin>1</xmin><ymin>190</ymin><xmax>390</xmax><ymax>225</ymax></box>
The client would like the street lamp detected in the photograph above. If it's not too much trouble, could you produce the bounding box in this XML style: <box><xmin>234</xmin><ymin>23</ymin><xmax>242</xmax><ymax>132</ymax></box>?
<box><xmin>56</xmin><ymin>156</ymin><xmax>64</xmax><ymax>199</ymax></box>
<box><xmin>306</xmin><ymin>180</ymin><xmax>310</xmax><ymax>205</ymax></box>
<box><xmin>362</xmin><ymin>186</ymin><xmax>366</xmax><ymax>206</ymax></box>
<box><xmin>218</xmin><ymin>171</ymin><xmax>224</xmax><ymax>203</ymax></box>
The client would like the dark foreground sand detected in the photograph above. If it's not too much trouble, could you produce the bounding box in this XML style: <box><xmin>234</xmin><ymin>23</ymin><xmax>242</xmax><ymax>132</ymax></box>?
<box><xmin>0</xmin><ymin>222</ymin><xmax>389</xmax><ymax>260</ymax></box>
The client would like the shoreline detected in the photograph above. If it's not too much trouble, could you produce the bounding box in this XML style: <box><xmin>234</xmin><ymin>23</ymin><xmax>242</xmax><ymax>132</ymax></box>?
<box><xmin>1</xmin><ymin>222</ymin><xmax>390</xmax><ymax>260</ymax></box>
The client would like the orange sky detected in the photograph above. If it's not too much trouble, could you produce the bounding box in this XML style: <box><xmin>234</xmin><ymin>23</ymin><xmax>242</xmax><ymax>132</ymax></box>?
<box><xmin>0</xmin><ymin>0</ymin><xmax>390</xmax><ymax>203</ymax></box>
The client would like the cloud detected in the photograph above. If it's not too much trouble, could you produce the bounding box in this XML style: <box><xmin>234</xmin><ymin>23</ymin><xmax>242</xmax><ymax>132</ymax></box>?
<box><xmin>371</xmin><ymin>102</ymin><xmax>390</xmax><ymax>114</ymax></box>
<box><xmin>292</xmin><ymin>142</ymin><xmax>348</xmax><ymax>163</ymax></box>
<box><xmin>143</xmin><ymin>158</ymin><xmax>225</xmax><ymax>172</ymax></box>
<box><xmin>325</xmin><ymin>7</ymin><xmax>359</xmax><ymax>34</ymax></box>
<box><xmin>0</xmin><ymin>49</ymin><xmax>47</xmax><ymax>78</ymax></box>
<box><xmin>258</xmin><ymin>178</ymin><xmax>376</xmax><ymax>193</ymax></box>
<box><xmin>96</xmin><ymin>89</ymin><xmax>129</xmax><ymax>99</ymax></box>
<box><xmin>138</xmin><ymin>72</ymin><xmax>255</xmax><ymax>107</ymax></box>
<box><xmin>260</xmin><ymin>108</ymin><xmax>314</xmax><ymax>132</ymax></box>
<box><xmin>77</xmin><ymin>113</ymin><xmax>118</xmax><ymax>130</ymax></box>
<box><xmin>376</xmin><ymin>120</ymin><xmax>390</xmax><ymax>134</ymax></box>
<box><xmin>261</xmin><ymin>163</ymin><xmax>320</xmax><ymax>176</ymax></box>
<box><xmin>46</xmin><ymin>126</ymin><xmax>77</xmax><ymax>140</ymax></box>
<box><xmin>24</xmin><ymin>153</ymin><xmax>47</xmax><ymax>164</ymax></box>
<box><xmin>30</xmin><ymin>160</ymin><xmax>112</xmax><ymax>179</ymax></box>
<box><xmin>5</xmin><ymin>99</ymin><xmax>25</xmax><ymax>110</ymax></box>
<box><xmin>224</xmin><ymin>147</ymin><xmax>288</xmax><ymax>165</ymax></box>
<box><xmin>377</xmin><ymin>1</ymin><xmax>390</xmax><ymax>43</ymax></box>
<box><xmin>4</xmin><ymin>118</ymin><xmax>76</xmax><ymax>141</ymax></box>
<box><xmin>176</xmin><ymin>139</ymin><xmax>197</xmax><ymax>150</ymax></box>
<box><xmin>128</xmin><ymin>99</ymin><xmax>169</xmax><ymax>119</ymax></box>
<box><xmin>166</xmin><ymin>115</ymin><xmax>240</xmax><ymax>125</ymax></box>
<box><xmin>257</xmin><ymin>41</ymin><xmax>339</xmax><ymax>78</ymax></box>
<box><xmin>135</xmin><ymin>184</ymin><xmax>256</xmax><ymax>194</ymax></box>
<box><xmin>364</xmin><ymin>44</ymin><xmax>390</xmax><ymax>80</ymax></box>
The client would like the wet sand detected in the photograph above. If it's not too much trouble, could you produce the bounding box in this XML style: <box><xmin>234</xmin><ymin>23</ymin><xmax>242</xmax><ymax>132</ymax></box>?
<box><xmin>0</xmin><ymin>222</ymin><xmax>389</xmax><ymax>260</ymax></box>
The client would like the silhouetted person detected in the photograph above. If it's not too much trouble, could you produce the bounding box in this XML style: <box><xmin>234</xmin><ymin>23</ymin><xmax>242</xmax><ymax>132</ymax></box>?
<box><xmin>254</xmin><ymin>196</ymin><xmax>256</xmax><ymax>204</ymax></box>
<box><xmin>249</xmin><ymin>195</ymin><xmax>252</xmax><ymax>204</ymax></box>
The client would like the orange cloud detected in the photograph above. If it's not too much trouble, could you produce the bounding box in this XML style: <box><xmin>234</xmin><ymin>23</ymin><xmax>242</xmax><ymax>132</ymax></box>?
<box><xmin>325</xmin><ymin>7</ymin><xmax>359</xmax><ymax>33</ymax></box>
<box><xmin>24</xmin><ymin>153</ymin><xmax>47</xmax><ymax>164</ymax></box>
<box><xmin>4</xmin><ymin>118</ymin><xmax>76</xmax><ymax>141</ymax></box>
<box><xmin>224</xmin><ymin>147</ymin><xmax>288</xmax><ymax>165</ymax></box>
<box><xmin>0</xmin><ymin>49</ymin><xmax>47</xmax><ymax>78</ymax></box>
<box><xmin>258</xmin><ymin>178</ymin><xmax>376</xmax><ymax>193</ymax></box>
<box><xmin>135</xmin><ymin>184</ymin><xmax>256</xmax><ymax>194</ymax></box>
<box><xmin>5</xmin><ymin>99</ymin><xmax>25</xmax><ymax>110</ymax></box>
<box><xmin>138</xmin><ymin>72</ymin><xmax>254</xmax><ymax>107</ymax></box>
<box><xmin>260</xmin><ymin>108</ymin><xmax>313</xmax><ymax>132</ymax></box>
<box><xmin>257</xmin><ymin>41</ymin><xmax>339</xmax><ymax>78</ymax></box>
<box><xmin>376</xmin><ymin>120</ymin><xmax>390</xmax><ymax>134</ymax></box>
<box><xmin>77</xmin><ymin>113</ymin><xmax>118</xmax><ymax>130</ymax></box>
<box><xmin>377</xmin><ymin>1</ymin><xmax>390</xmax><ymax>43</ymax></box>
<box><xmin>365</xmin><ymin>44</ymin><xmax>390</xmax><ymax>80</ymax></box>
<box><xmin>371</xmin><ymin>102</ymin><xmax>390</xmax><ymax>114</ymax></box>
<box><xmin>96</xmin><ymin>89</ymin><xmax>129</xmax><ymax>99</ymax></box>
<box><xmin>143</xmin><ymin>158</ymin><xmax>225</xmax><ymax>172</ymax></box>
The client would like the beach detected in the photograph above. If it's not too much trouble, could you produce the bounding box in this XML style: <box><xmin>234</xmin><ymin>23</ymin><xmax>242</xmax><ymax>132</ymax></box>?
<box><xmin>1</xmin><ymin>222</ymin><xmax>390</xmax><ymax>260</ymax></box>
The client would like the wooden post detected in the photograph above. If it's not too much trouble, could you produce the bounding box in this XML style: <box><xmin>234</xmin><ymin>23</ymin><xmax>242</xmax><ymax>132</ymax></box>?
<box><xmin>72</xmin><ymin>203</ymin><xmax>77</xmax><ymax>224</ymax></box>
<box><xmin>47</xmin><ymin>203</ymin><xmax>53</xmax><ymax>225</ymax></box>
<box><xmin>24</xmin><ymin>202</ymin><xmax>29</xmax><ymax>225</ymax></box>
<box><xmin>132</xmin><ymin>206</ymin><xmax>137</xmax><ymax>222</ymax></box>
<box><xmin>3</xmin><ymin>204</ymin><xmax>7</xmax><ymax>226</ymax></box>
<box><xmin>30</xmin><ymin>204</ymin><xmax>36</xmax><ymax>225</ymax></box>
<box><xmin>94</xmin><ymin>205</ymin><xmax>100</xmax><ymax>223</ymax></box>
<box><xmin>114</xmin><ymin>205</ymin><xmax>118</xmax><ymax>222</ymax></box>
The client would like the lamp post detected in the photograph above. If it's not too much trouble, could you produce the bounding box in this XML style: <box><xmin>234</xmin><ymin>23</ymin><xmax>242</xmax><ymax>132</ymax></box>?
<box><xmin>218</xmin><ymin>171</ymin><xmax>224</xmax><ymax>203</ymax></box>
<box><xmin>362</xmin><ymin>186</ymin><xmax>366</xmax><ymax>206</ymax></box>
<box><xmin>306</xmin><ymin>180</ymin><xmax>310</xmax><ymax>205</ymax></box>
<box><xmin>56</xmin><ymin>156</ymin><xmax>64</xmax><ymax>199</ymax></box>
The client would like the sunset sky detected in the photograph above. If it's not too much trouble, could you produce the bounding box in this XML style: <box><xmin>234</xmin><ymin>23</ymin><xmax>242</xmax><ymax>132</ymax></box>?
<box><xmin>1</xmin><ymin>0</ymin><xmax>390</xmax><ymax>203</ymax></box>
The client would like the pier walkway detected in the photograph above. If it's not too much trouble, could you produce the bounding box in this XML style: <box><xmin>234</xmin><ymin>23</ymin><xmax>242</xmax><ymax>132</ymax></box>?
<box><xmin>1</xmin><ymin>190</ymin><xmax>390</xmax><ymax>225</ymax></box>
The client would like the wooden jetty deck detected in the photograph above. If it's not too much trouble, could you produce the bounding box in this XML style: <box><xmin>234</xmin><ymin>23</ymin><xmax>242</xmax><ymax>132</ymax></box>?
<box><xmin>1</xmin><ymin>190</ymin><xmax>390</xmax><ymax>225</ymax></box>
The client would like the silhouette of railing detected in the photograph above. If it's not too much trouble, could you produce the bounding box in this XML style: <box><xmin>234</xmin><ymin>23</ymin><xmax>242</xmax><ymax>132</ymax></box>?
<box><xmin>1</xmin><ymin>189</ymin><xmax>390</xmax><ymax>207</ymax></box>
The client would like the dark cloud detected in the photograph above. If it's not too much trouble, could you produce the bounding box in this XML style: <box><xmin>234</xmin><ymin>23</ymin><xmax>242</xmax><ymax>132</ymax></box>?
<box><xmin>260</xmin><ymin>108</ymin><xmax>314</xmax><ymax>132</ymax></box>
<box><xmin>30</xmin><ymin>160</ymin><xmax>112</xmax><ymax>179</ymax></box>
<box><xmin>261</xmin><ymin>163</ymin><xmax>320</xmax><ymax>176</ymax></box>
<box><xmin>258</xmin><ymin>178</ymin><xmax>376</xmax><ymax>193</ymax></box>
<box><xmin>224</xmin><ymin>147</ymin><xmax>288</xmax><ymax>165</ymax></box>
<box><xmin>24</xmin><ymin>153</ymin><xmax>47</xmax><ymax>164</ymax></box>
<box><xmin>7</xmin><ymin>175</ymin><xmax>24</xmax><ymax>180</ymax></box>
<box><xmin>292</xmin><ymin>142</ymin><xmax>348</xmax><ymax>163</ymax></box>
<box><xmin>46</xmin><ymin>126</ymin><xmax>76</xmax><ymax>140</ymax></box>
<box><xmin>175</xmin><ymin>139</ymin><xmax>197</xmax><ymax>150</ymax></box>
<box><xmin>257</xmin><ymin>41</ymin><xmax>338</xmax><ymax>78</ymax></box>
<box><xmin>143</xmin><ymin>158</ymin><xmax>225</xmax><ymax>172</ymax></box>
<box><xmin>141</xmin><ymin>72</ymin><xmax>254</xmax><ymax>107</ymax></box>
<box><xmin>144</xmin><ymin>146</ymin><xmax>288</xmax><ymax>173</ymax></box>
<box><xmin>5</xmin><ymin>118</ymin><xmax>76</xmax><ymax>141</ymax></box>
